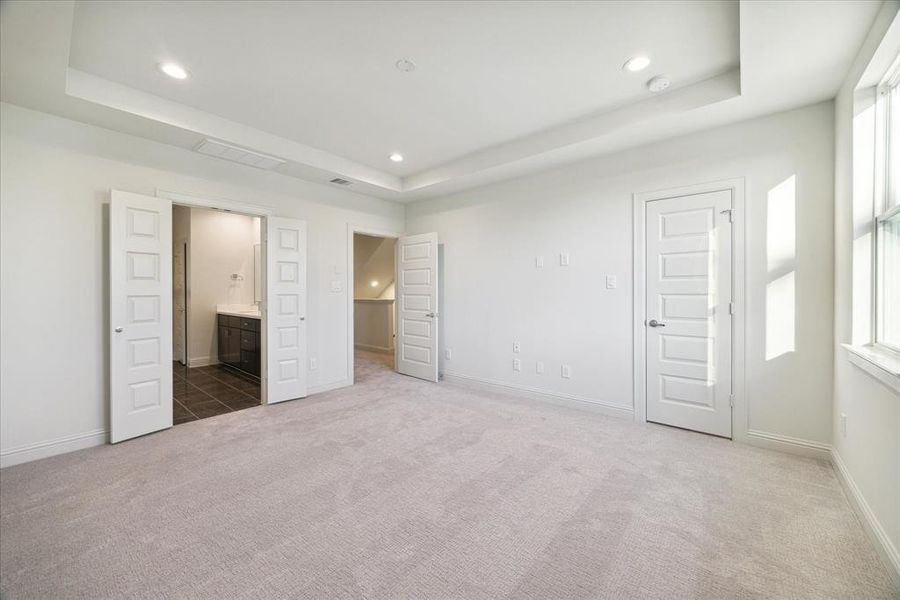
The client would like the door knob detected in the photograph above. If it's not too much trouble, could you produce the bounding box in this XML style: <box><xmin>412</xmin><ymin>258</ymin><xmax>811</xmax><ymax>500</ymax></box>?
<box><xmin>426</xmin><ymin>312</ymin><xmax>438</xmax><ymax>318</ymax></box>
<box><xmin>299</xmin><ymin>317</ymin><xmax>305</xmax><ymax>321</ymax></box>
<box><xmin>114</xmin><ymin>326</ymin><xmax>124</xmax><ymax>333</ymax></box>
<box><xmin>647</xmin><ymin>319</ymin><xmax>666</xmax><ymax>328</ymax></box>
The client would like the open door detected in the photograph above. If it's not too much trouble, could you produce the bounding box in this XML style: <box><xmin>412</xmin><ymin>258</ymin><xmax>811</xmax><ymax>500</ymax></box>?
<box><xmin>396</xmin><ymin>232</ymin><xmax>439</xmax><ymax>382</ymax></box>
<box><xmin>266</xmin><ymin>217</ymin><xmax>308</xmax><ymax>403</ymax></box>
<box><xmin>110</xmin><ymin>190</ymin><xmax>173</xmax><ymax>443</ymax></box>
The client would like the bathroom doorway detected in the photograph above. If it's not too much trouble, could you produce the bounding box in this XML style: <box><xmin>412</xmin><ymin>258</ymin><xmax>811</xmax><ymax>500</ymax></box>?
<box><xmin>171</xmin><ymin>205</ymin><xmax>263</xmax><ymax>425</ymax></box>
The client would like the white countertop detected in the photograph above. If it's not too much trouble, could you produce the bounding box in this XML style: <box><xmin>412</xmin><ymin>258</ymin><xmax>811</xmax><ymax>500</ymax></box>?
<box><xmin>217</xmin><ymin>304</ymin><xmax>261</xmax><ymax>319</ymax></box>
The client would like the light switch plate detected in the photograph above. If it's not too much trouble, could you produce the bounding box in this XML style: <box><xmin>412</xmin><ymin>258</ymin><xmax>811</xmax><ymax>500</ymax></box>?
<box><xmin>560</xmin><ymin>252</ymin><xmax>570</xmax><ymax>266</ymax></box>
<box><xmin>309</xmin><ymin>357</ymin><xmax>318</xmax><ymax>370</ymax></box>
<box><xmin>445</xmin><ymin>349</ymin><xmax>452</xmax><ymax>360</ymax></box>
<box><xmin>536</xmin><ymin>361</ymin><xmax>544</xmax><ymax>374</ymax></box>
<box><xmin>513</xmin><ymin>359</ymin><xmax>521</xmax><ymax>372</ymax></box>
<box><xmin>606</xmin><ymin>275</ymin><xmax>617</xmax><ymax>289</ymax></box>
<box><xmin>513</xmin><ymin>341</ymin><xmax>521</xmax><ymax>353</ymax></box>
<box><xmin>561</xmin><ymin>364</ymin><xmax>571</xmax><ymax>378</ymax></box>
<box><xmin>535</xmin><ymin>255</ymin><xmax>544</xmax><ymax>268</ymax></box>
<box><xmin>331</xmin><ymin>280</ymin><xmax>343</xmax><ymax>292</ymax></box>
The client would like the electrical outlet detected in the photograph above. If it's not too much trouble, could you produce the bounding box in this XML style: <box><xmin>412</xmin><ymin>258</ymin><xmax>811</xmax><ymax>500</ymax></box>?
<box><xmin>536</xmin><ymin>361</ymin><xmax>544</xmax><ymax>374</ymax></box>
<box><xmin>561</xmin><ymin>364</ymin><xmax>571</xmax><ymax>378</ymax></box>
<box><xmin>445</xmin><ymin>348</ymin><xmax>452</xmax><ymax>360</ymax></box>
<box><xmin>841</xmin><ymin>413</ymin><xmax>847</xmax><ymax>437</ymax></box>
<box><xmin>606</xmin><ymin>275</ymin><xmax>617</xmax><ymax>289</ymax></box>
<box><xmin>560</xmin><ymin>252</ymin><xmax>570</xmax><ymax>266</ymax></box>
<box><xmin>309</xmin><ymin>357</ymin><xmax>318</xmax><ymax>370</ymax></box>
<box><xmin>513</xmin><ymin>359</ymin><xmax>521</xmax><ymax>372</ymax></box>
<box><xmin>535</xmin><ymin>255</ymin><xmax>544</xmax><ymax>268</ymax></box>
<box><xmin>513</xmin><ymin>341</ymin><xmax>521</xmax><ymax>353</ymax></box>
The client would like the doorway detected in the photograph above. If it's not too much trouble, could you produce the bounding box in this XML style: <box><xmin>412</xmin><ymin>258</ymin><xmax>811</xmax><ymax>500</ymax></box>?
<box><xmin>348</xmin><ymin>227</ymin><xmax>441</xmax><ymax>384</ymax></box>
<box><xmin>109</xmin><ymin>189</ymin><xmax>309</xmax><ymax>444</ymax></box>
<box><xmin>352</xmin><ymin>232</ymin><xmax>397</xmax><ymax>378</ymax></box>
<box><xmin>633</xmin><ymin>180</ymin><xmax>745</xmax><ymax>440</ymax></box>
<box><xmin>170</xmin><ymin>205</ymin><xmax>263</xmax><ymax>425</ymax></box>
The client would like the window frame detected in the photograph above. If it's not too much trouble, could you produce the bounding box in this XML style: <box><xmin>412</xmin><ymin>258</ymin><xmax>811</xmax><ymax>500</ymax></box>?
<box><xmin>872</xmin><ymin>58</ymin><xmax>900</xmax><ymax>354</ymax></box>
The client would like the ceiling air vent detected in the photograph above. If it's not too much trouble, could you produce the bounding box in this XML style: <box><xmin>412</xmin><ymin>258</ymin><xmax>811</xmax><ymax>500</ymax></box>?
<box><xmin>194</xmin><ymin>139</ymin><xmax>286</xmax><ymax>170</ymax></box>
<box><xmin>329</xmin><ymin>177</ymin><xmax>352</xmax><ymax>186</ymax></box>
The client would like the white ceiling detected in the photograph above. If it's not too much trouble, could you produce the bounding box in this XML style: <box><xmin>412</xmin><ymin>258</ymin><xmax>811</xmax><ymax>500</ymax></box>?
<box><xmin>69</xmin><ymin>1</ymin><xmax>739</xmax><ymax>177</ymax></box>
<box><xmin>0</xmin><ymin>0</ymin><xmax>886</xmax><ymax>202</ymax></box>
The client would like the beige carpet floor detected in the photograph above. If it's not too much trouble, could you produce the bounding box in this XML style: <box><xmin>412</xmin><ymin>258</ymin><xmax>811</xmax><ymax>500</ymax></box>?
<box><xmin>1</xmin><ymin>351</ymin><xmax>896</xmax><ymax>599</ymax></box>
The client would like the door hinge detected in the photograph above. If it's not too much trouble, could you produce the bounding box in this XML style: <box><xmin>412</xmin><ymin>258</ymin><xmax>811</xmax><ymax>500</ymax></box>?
<box><xmin>729</xmin><ymin>301</ymin><xmax>735</xmax><ymax>315</ymax></box>
<box><xmin>729</xmin><ymin>394</ymin><xmax>735</xmax><ymax>408</ymax></box>
<box><xmin>720</xmin><ymin>208</ymin><xmax>734</xmax><ymax>223</ymax></box>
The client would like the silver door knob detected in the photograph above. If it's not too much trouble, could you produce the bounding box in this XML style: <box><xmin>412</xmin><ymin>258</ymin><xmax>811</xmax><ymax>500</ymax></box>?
<box><xmin>426</xmin><ymin>312</ymin><xmax>437</xmax><ymax>318</ymax></box>
<box><xmin>647</xmin><ymin>319</ymin><xmax>666</xmax><ymax>328</ymax></box>
<box><xmin>299</xmin><ymin>317</ymin><xmax>305</xmax><ymax>321</ymax></box>
<box><xmin>114</xmin><ymin>326</ymin><xmax>124</xmax><ymax>333</ymax></box>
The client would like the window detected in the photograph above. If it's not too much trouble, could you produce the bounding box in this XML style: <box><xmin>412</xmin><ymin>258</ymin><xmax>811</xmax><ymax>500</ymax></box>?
<box><xmin>874</xmin><ymin>59</ymin><xmax>900</xmax><ymax>352</ymax></box>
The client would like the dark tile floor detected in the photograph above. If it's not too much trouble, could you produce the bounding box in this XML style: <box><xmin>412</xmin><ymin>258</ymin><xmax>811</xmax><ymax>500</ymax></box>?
<box><xmin>172</xmin><ymin>362</ymin><xmax>261</xmax><ymax>425</ymax></box>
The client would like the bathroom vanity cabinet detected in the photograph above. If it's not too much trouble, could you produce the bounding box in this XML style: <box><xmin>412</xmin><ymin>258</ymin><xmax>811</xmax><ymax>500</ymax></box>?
<box><xmin>217</xmin><ymin>314</ymin><xmax>261</xmax><ymax>377</ymax></box>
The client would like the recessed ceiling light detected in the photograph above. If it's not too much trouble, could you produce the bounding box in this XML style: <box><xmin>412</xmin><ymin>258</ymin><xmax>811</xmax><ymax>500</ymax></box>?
<box><xmin>622</xmin><ymin>56</ymin><xmax>650</xmax><ymax>73</ymax></box>
<box><xmin>159</xmin><ymin>62</ymin><xmax>189</xmax><ymax>80</ymax></box>
<box><xmin>370</xmin><ymin>280</ymin><xmax>379</xmax><ymax>287</ymax></box>
<box><xmin>389</xmin><ymin>153</ymin><xmax>404</xmax><ymax>162</ymax></box>
<box><xmin>395</xmin><ymin>59</ymin><xmax>416</xmax><ymax>73</ymax></box>
<box><xmin>647</xmin><ymin>75</ymin><xmax>671</xmax><ymax>93</ymax></box>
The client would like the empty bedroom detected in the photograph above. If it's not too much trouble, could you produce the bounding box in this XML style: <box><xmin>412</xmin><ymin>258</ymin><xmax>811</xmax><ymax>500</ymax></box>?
<box><xmin>0</xmin><ymin>1</ymin><xmax>898</xmax><ymax>598</ymax></box>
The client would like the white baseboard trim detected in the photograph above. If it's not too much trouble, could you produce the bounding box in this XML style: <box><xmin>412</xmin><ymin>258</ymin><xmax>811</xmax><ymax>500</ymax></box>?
<box><xmin>188</xmin><ymin>355</ymin><xmax>217</xmax><ymax>368</ymax></box>
<box><xmin>831</xmin><ymin>449</ymin><xmax>900</xmax><ymax>591</ymax></box>
<box><xmin>745</xmin><ymin>429</ymin><xmax>831</xmax><ymax>460</ymax></box>
<box><xmin>354</xmin><ymin>343</ymin><xmax>393</xmax><ymax>355</ymax></box>
<box><xmin>308</xmin><ymin>378</ymin><xmax>352</xmax><ymax>395</ymax></box>
<box><xmin>1</xmin><ymin>428</ymin><xmax>108</xmax><ymax>469</ymax></box>
<box><xmin>441</xmin><ymin>371</ymin><xmax>633</xmax><ymax>420</ymax></box>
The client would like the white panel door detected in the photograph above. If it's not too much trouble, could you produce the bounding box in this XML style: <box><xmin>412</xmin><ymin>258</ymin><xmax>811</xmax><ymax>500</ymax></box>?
<box><xmin>645</xmin><ymin>190</ymin><xmax>732</xmax><ymax>438</ymax></box>
<box><xmin>396</xmin><ymin>232</ymin><xmax>439</xmax><ymax>382</ymax></box>
<box><xmin>266</xmin><ymin>217</ymin><xmax>307</xmax><ymax>403</ymax></box>
<box><xmin>110</xmin><ymin>190</ymin><xmax>173</xmax><ymax>443</ymax></box>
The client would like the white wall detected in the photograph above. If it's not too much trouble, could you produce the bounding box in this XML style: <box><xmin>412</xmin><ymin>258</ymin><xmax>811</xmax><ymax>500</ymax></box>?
<box><xmin>832</xmin><ymin>1</ymin><xmax>900</xmax><ymax>585</ymax></box>
<box><xmin>407</xmin><ymin>101</ymin><xmax>836</xmax><ymax>450</ymax></box>
<box><xmin>353</xmin><ymin>233</ymin><xmax>395</xmax><ymax>299</ymax></box>
<box><xmin>353</xmin><ymin>232</ymin><xmax>396</xmax><ymax>352</ymax></box>
<box><xmin>0</xmin><ymin>102</ymin><xmax>404</xmax><ymax>466</ymax></box>
<box><xmin>187</xmin><ymin>207</ymin><xmax>258</xmax><ymax>366</ymax></box>
<box><xmin>353</xmin><ymin>300</ymin><xmax>395</xmax><ymax>352</ymax></box>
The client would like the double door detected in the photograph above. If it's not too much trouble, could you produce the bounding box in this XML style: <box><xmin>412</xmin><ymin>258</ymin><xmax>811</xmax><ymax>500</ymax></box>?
<box><xmin>110</xmin><ymin>190</ymin><xmax>308</xmax><ymax>443</ymax></box>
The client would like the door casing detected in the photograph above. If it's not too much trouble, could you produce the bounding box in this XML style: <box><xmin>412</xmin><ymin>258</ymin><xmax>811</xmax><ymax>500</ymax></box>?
<box><xmin>632</xmin><ymin>178</ymin><xmax>747</xmax><ymax>443</ymax></box>
<box><xmin>173</xmin><ymin>240</ymin><xmax>188</xmax><ymax>365</ymax></box>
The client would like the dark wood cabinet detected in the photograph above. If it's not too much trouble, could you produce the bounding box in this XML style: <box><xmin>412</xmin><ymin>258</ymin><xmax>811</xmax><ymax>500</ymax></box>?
<box><xmin>217</xmin><ymin>314</ymin><xmax>260</xmax><ymax>377</ymax></box>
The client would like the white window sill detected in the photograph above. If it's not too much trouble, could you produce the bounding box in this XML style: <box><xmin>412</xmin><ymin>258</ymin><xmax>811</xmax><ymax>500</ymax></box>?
<box><xmin>842</xmin><ymin>344</ymin><xmax>900</xmax><ymax>394</ymax></box>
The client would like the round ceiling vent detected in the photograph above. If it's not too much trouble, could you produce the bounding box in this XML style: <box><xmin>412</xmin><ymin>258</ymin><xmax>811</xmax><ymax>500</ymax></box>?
<box><xmin>395</xmin><ymin>59</ymin><xmax>416</xmax><ymax>73</ymax></box>
<box><xmin>647</xmin><ymin>75</ymin><xmax>671</xmax><ymax>93</ymax></box>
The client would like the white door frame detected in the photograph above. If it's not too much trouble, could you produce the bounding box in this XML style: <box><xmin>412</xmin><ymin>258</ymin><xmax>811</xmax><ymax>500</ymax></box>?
<box><xmin>173</xmin><ymin>239</ymin><xmax>188</xmax><ymax>365</ymax></box>
<box><xmin>157</xmin><ymin>189</ymin><xmax>274</xmax><ymax>405</ymax></box>
<box><xmin>347</xmin><ymin>223</ymin><xmax>404</xmax><ymax>384</ymax></box>
<box><xmin>632</xmin><ymin>178</ymin><xmax>747</xmax><ymax>443</ymax></box>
